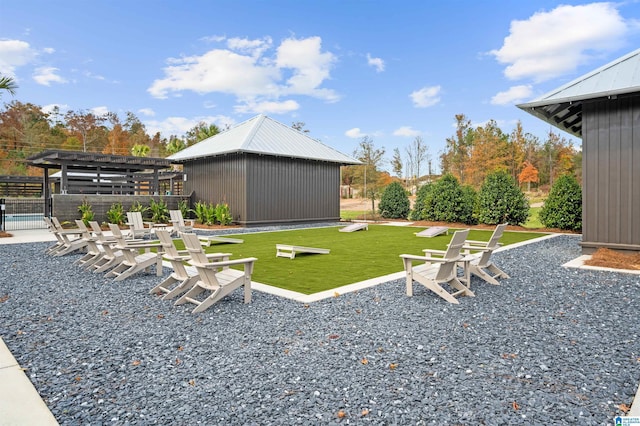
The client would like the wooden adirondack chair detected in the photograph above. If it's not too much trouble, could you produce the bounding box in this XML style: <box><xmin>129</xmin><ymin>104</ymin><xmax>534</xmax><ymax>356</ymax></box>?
<box><xmin>72</xmin><ymin>220</ymin><xmax>105</xmax><ymax>269</ymax></box>
<box><xmin>47</xmin><ymin>217</ymin><xmax>88</xmax><ymax>257</ymax></box>
<box><xmin>105</xmin><ymin>224</ymin><xmax>163</xmax><ymax>281</ymax></box>
<box><xmin>43</xmin><ymin>216</ymin><xmax>66</xmax><ymax>255</ymax></box>
<box><xmin>175</xmin><ymin>233</ymin><xmax>257</xmax><ymax>313</ymax></box>
<box><xmin>126</xmin><ymin>211</ymin><xmax>153</xmax><ymax>239</ymax></box>
<box><xmin>87</xmin><ymin>221</ymin><xmax>124</xmax><ymax>273</ymax></box>
<box><xmin>149</xmin><ymin>230</ymin><xmax>232</xmax><ymax>299</ymax></box>
<box><xmin>400</xmin><ymin>229</ymin><xmax>474</xmax><ymax>304</ymax></box>
<box><xmin>461</xmin><ymin>223</ymin><xmax>510</xmax><ymax>285</ymax></box>
<box><xmin>169</xmin><ymin>210</ymin><xmax>194</xmax><ymax>235</ymax></box>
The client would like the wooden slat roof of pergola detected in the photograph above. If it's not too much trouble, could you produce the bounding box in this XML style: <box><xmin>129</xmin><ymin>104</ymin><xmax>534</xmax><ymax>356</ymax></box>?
<box><xmin>27</xmin><ymin>149</ymin><xmax>171</xmax><ymax>172</ymax></box>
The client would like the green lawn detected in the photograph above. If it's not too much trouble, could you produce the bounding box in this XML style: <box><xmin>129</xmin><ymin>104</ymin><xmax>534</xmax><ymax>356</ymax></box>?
<box><xmin>524</xmin><ymin>207</ymin><xmax>543</xmax><ymax>229</ymax></box>
<box><xmin>198</xmin><ymin>225</ymin><xmax>547</xmax><ymax>294</ymax></box>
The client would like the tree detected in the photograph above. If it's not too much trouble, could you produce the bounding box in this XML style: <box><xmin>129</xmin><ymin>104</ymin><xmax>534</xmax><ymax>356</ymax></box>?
<box><xmin>64</xmin><ymin>110</ymin><xmax>105</xmax><ymax>152</ymax></box>
<box><xmin>353</xmin><ymin>136</ymin><xmax>386</xmax><ymax>212</ymax></box>
<box><xmin>405</xmin><ymin>136</ymin><xmax>428</xmax><ymax>188</ymax></box>
<box><xmin>477</xmin><ymin>171</ymin><xmax>529</xmax><ymax>225</ymax></box>
<box><xmin>518</xmin><ymin>161</ymin><xmax>539</xmax><ymax>191</ymax></box>
<box><xmin>131</xmin><ymin>144</ymin><xmax>150</xmax><ymax>157</ymax></box>
<box><xmin>440</xmin><ymin>114</ymin><xmax>472</xmax><ymax>183</ymax></box>
<box><xmin>539</xmin><ymin>174</ymin><xmax>582</xmax><ymax>231</ymax></box>
<box><xmin>420</xmin><ymin>174</ymin><xmax>476</xmax><ymax>224</ymax></box>
<box><xmin>166</xmin><ymin>136</ymin><xmax>186</xmax><ymax>155</ymax></box>
<box><xmin>291</xmin><ymin>121</ymin><xmax>309</xmax><ymax>133</ymax></box>
<box><xmin>391</xmin><ymin>147</ymin><xmax>403</xmax><ymax>179</ymax></box>
<box><xmin>378</xmin><ymin>181</ymin><xmax>410</xmax><ymax>219</ymax></box>
<box><xmin>466</xmin><ymin>120</ymin><xmax>509</xmax><ymax>187</ymax></box>
<box><xmin>0</xmin><ymin>75</ymin><xmax>18</xmax><ymax>97</ymax></box>
<box><xmin>185</xmin><ymin>121</ymin><xmax>220</xmax><ymax>146</ymax></box>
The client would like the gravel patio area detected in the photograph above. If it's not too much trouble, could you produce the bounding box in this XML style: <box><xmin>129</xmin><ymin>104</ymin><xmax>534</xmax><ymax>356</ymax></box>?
<box><xmin>0</xmin><ymin>233</ymin><xmax>638</xmax><ymax>424</ymax></box>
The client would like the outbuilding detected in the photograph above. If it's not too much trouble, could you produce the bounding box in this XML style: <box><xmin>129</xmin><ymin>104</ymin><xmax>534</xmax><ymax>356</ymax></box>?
<box><xmin>168</xmin><ymin>114</ymin><xmax>361</xmax><ymax>226</ymax></box>
<box><xmin>518</xmin><ymin>48</ymin><xmax>640</xmax><ymax>253</ymax></box>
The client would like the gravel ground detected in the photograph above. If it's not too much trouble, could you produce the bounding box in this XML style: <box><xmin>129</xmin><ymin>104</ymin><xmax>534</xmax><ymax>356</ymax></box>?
<box><xmin>0</xmin><ymin>231</ymin><xmax>639</xmax><ymax>425</ymax></box>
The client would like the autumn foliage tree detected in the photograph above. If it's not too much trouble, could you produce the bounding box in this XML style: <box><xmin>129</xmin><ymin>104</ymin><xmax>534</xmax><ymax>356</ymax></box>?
<box><xmin>518</xmin><ymin>161</ymin><xmax>539</xmax><ymax>191</ymax></box>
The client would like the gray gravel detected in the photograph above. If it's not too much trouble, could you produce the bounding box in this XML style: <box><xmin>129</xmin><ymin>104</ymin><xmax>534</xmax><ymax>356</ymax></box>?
<box><xmin>0</xmin><ymin>231</ymin><xmax>639</xmax><ymax>425</ymax></box>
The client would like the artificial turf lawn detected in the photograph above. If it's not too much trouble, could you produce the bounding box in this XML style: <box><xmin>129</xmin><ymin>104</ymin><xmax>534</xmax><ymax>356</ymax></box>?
<box><xmin>197</xmin><ymin>224</ymin><xmax>547</xmax><ymax>295</ymax></box>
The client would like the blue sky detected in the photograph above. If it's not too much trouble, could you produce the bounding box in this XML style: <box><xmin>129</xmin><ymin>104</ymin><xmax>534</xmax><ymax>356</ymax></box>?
<box><xmin>2</xmin><ymin>1</ymin><xmax>640</xmax><ymax>172</ymax></box>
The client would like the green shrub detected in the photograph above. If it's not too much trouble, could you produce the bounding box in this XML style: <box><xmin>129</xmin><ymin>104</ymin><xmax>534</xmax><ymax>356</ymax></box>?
<box><xmin>106</xmin><ymin>202</ymin><xmax>126</xmax><ymax>225</ymax></box>
<box><xmin>149</xmin><ymin>198</ymin><xmax>169</xmax><ymax>223</ymax></box>
<box><xmin>539</xmin><ymin>174</ymin><xmax>582</xmax><ymax>231</ymax></box>
<box><xmin>128</xmin><ymin>201</ymin><xmax>149</xmax><ymax>217</ymax></box>
<box><xmin>409</xmin><ymin>182</ymin><xmax>434</xmax><ymax>220</ymax></box>
<box><xmin>477</xmin><ymin>171</ymin><xmax>529</xmax><ymax>225</ymax></box>
<box><xmin>193</xmin><ymin>200</ymin><xmax>216</xmax><ymax>225</ymax></box>
<box><xmin>214</xmin><ymin>203</ymin><xmax>233</xmax><ymax>225</ymax></box>
<box><xmin>77</xmin><ymin>199</ymin><xmax>94</xmax><ymax>226</ymax></box>
<box><xmin>421</xmin><ymin>174</ymin><xmax>476</xmax><ymax>224</ymax></box>
<box><xmin>178</xmin><ymin>199</ymin><xmax>190</xmax><ymax>219</ymax></box>
<box><xmin>378</xmin><ymin>182</ymin><xmax>410</xmax><ymax>219</ymax></box>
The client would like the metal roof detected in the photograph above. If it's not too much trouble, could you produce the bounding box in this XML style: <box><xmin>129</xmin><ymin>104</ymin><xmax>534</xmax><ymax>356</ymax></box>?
<box><xmin>168</xmin><ymin>114</ymin><xmax>361</xmax><ymax>165</ymax></box>
<box><xmin>517</xmin><ymin>48</ymin><xmax>640</xmax><ymax>138</ymax></box>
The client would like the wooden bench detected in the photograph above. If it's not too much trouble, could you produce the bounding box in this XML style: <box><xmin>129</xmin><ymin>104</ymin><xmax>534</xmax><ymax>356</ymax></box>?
<box><xmin>199</xmin><ymin>235</ymin><xmax>244</xmax><ymax>246</ymax></box>
<box><xmin>276</xmin><ymin>244</ymin><xmax>330</xmax><ymax>259</ymax></box>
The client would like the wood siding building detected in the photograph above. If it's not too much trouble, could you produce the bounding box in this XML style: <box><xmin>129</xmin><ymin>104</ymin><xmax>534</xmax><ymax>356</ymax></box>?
<box><xmin>519</xmin><ymin>48</ymin><xmax>640</xmax><ymax>253</ymax></box>
<box><xmin>171</xmin><ymin>115</ymin><xmax>360</xmax><ymax>226</ymax></box>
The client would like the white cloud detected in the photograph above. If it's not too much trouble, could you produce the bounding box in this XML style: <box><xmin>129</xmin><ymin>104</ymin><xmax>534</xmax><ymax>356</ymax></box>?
<box><xmin>0</xmin><ymin>39</ymin><xmax>37</xmax><ymax>77</ymax></box>
<box><xmin>91</xmin><ymin>106</ymin><xmax>109</xmax><ymax>116</ymax></box>
<box><xmin>345</xmin><ymin>127</ymin><xmax>366</xmax><ymax>138</ymax></box>
<box><xmin>227</xmin><ymin>36</ymin><xmax>272</xmax><ymax>58</ymax></box>
<box><xmin>41</xmin><ymin>103</ymin><xmax>68</xmax><ymax>115</ymax></box>
<box><xmin>275</xmin><ymin>36</ymin><xmax>339</xmax><ymax>101</ymax></box>
<box><xmin>43</xmin><ymin>47</ymin><xmax>55</xmax><ymax>54</ymax></box>
<box><xmin>138</xmin><ymin>108</ymin><xmax>155</xmax><ymax>117</ymax></box>
<box><xmin>491</xmin><ymin>3</ymin><xmax>631</xmax><ymax>82</ymax></box>
<box><xmin>33</xmin><ymin>66</ymin><xmax>67</xmax><ymax>85</ymax></box>
<box><xmin>148</xmin><ymin>35</ymin><xmax>339</xmax><ymax>111</ymax></box>
<box><xmin>491</xmin><ymin>85</ymin><xmax>533</xmax><ymax>105</ymax></box>
<box><xmin>234</xmin><ymin>99</ymin><xmax>299</xmax><ymax>114</ymax></box>
<box><xmin>145</xmin><ymin>115</ymin><xmax>235</xmax><ymax>137</ymax></box>
<box><xmin>367</xmin><ymin>53</ymin><xmax>385</xmax><ymax>72</ymax></box>
<box><xmin>410</xmin><ymin>85</ymin><xmax>441</xmax><ymax>108</ymax></box>
<box><xmin>393</xmin><ymin>126</ymin><xmax>421</xmax><ymax>137</ymax></box>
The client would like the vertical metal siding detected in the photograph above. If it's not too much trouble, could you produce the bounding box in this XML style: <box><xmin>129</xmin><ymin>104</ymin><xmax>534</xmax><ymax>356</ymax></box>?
<box><xmin>245</xmin><ymin>154</ymin><xmax>340</xmax><ymax>224</ymax></box>
<box><xmin>185</xmin><ymin>155</ymin><xmax>247</xmax><ymax>223</ymax></box>
<box><xmin>582</xmin><ymin>93</ymin><xmax>640</xmax><ymax>251</ymax></box>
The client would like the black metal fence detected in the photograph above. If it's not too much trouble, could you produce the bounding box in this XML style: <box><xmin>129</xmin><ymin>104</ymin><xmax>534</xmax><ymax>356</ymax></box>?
<box><xmin>0</xmin><ymin>198</ymin><xmax>46</xmax><ymax>231</ymax></box>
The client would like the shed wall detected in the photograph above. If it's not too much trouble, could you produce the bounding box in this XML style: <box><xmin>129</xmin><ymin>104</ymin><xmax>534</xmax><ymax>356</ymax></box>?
<box><xmin>183</xmin><ymin>154</ymin><xmax>247</xmax><ymax>222</ymax></box>
<box><xmin>582</xmin><ymin>93</ymin><xmax>640</xmax><ymax>252</ymax></box>
<box><xmin>245</xmin><ymin>155</ymin><xmax>340</xmax><ymax>225</ymax></box>
<box><xmin>183</xmin><ymin>154</ymin><xmax>340</xmax><ymax>225</ymax></box>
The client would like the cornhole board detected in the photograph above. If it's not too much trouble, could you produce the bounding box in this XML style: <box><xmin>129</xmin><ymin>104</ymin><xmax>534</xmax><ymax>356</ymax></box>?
<box><xmin>415</xmin><ymin>226</ymin><xmax>449</xmax><ymax>238</ymax></box>
<box><xmin>276</xmin><ymin>244</ymin><xmax>330</xmax><ymax>259</ymax></box>
<box><xmin>339</xmin><ymin>223</ymin><xmax>368</xmax><ymax>232</ymax></box>
<box><xmin>199</xmin><ymin>235</ymin><xmax>244</xmax><ymax>246</ymax></box>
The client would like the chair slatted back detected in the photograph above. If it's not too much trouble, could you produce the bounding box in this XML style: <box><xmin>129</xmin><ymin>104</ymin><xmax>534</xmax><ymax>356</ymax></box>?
<box><xmin>434</xmin><ymin>229</ymin><xmax>469</xmax><ymax>281</ymax></box>
<box><xmin>181</xmin><ymin>232</ymin><xmax>221</xmax><ymax>288</ymax></box>
<box><xmin>477</xmin><ymin>223</ymin><xmax>507</xmax><ymax>267</ymax></box>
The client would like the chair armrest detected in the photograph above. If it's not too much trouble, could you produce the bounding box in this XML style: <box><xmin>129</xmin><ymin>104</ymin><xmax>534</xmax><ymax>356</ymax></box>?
<box><xmin>400</xmin><ymin>254</ymin><xmax>453</xmax><ymax>263</ymax></box>
<box><xmin>464</xmin><ymin>239</ymin><xmax>489</xmax><ymax>246</ymax></box>
<box><xmin>205</xmin><ymin>252</ymin><xmax>232</xmax><ymax>260</ymax></box>
<box><xmin>422</xmin><ymin>248</ymin><xmax>446</xmax><ymax>258</ymax></box>
<box><xmin>165</xmin><ymin>254</ymin><xmax>192</xmax><ymax>262</ymax></box>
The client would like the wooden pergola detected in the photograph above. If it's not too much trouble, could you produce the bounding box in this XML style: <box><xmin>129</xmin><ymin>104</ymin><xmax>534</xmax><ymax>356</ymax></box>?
<box><xmin>27</xmin><ymin>150</ymin><xmax>172</xmax><ymax>217</ymax></box>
